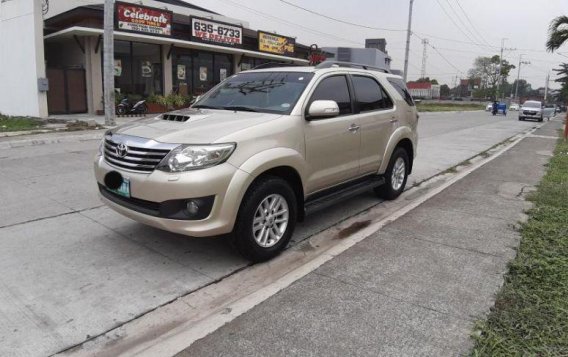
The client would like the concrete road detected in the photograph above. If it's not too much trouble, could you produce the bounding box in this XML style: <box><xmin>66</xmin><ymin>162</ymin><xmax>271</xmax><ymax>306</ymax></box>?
<box><xmin>0</xmin><ymin>111</ymin><xmax>540</xmax><ymax>356</ymax></box>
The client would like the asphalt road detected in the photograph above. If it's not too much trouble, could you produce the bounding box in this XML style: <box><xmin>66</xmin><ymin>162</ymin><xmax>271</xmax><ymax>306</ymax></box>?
<box><xmin>0</xmin><ymin>111</ymin><xmax>541</xmax><ymax>356</ymax></box>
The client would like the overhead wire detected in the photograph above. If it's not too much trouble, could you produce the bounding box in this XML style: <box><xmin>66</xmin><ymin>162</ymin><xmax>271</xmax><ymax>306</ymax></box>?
<box><xmin>452</xmin><ymin>0</ymin><xmax>493</xmax><ymax>47</ymax></box>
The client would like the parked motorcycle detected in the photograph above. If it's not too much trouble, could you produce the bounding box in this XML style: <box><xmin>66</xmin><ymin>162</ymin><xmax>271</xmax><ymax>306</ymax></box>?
<box><xmin>116</xmin><ymin>98</ymin><xmax>148</xmax><ymax>116</ymax></box>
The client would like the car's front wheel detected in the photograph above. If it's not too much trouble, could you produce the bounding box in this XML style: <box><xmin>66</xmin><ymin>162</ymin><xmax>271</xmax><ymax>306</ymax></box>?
<box><xmin>231</xmin><ymin>177</ymin><xmax>297</xmax><ymax>262</ymax></box>
<box><xmin>375</xmin><ymin>147</ymin><xmax>409</xmax><ymax>200</ymax></box>
<box><xmin>519</xmin><ymin>116</ymin><xmax>524</xmax><ymax>121</ymax></box>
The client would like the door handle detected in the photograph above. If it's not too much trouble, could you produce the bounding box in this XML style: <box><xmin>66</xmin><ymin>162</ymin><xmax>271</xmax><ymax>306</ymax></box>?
<box><xmin>389</xmin><ymin>118</ymin><xmax>398</xmax><ymax>123</ymax></box>
<box><xmin>348</xmin><ymin>124</ymin><xmax>360</xmax><ymax>133</ymax></box>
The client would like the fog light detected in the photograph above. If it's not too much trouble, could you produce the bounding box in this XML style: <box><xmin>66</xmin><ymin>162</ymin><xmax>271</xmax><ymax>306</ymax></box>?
<box><xmin>186</xmin><ymin>200</ymin><xmax>200</xmax><ymax>215</ymax></box>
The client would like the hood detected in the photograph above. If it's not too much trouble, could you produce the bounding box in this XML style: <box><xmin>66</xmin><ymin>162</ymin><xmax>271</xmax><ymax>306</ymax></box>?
<box><xmin>521</xmin><ymin>106</ymin><xmax>542</xmax><ymax>111</ymax></box>
<box><xmin>112</xmin><ymin>108</ymin><xmax>282</xmax><ymax>144</ymax></box>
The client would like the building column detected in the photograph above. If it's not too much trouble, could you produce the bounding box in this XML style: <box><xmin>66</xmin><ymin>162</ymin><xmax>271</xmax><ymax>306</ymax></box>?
<box><xmin>163</xmin><ymin>45</ymin><xmax>173</xmax><ymax>94</ymax></box>
<box><xmin>84</xmin><ymin>36</ymin><xmax>103</xmax><ymax>114</ymax></box>
<box><xmin>0</xmin><ymin>0</ymin><xmax>48</xmax><ymax>117</ymax></box>
<box><xmin>233</xmin><ymin>54</ymin><xmax>242</xmax><ymax>74</ymax></box>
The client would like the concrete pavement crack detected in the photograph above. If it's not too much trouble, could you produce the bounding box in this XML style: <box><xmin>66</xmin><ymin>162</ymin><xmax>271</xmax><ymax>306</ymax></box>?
<box><xmin>0</xmin><ymin>206</ymin><xmax>105</xmax><ymax>230</ymax></box>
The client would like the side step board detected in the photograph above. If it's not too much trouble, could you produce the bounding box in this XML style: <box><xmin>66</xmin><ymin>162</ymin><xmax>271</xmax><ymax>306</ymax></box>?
<box><xmin>304</xmin><ymin>176</ymin><xmax>386</xmax><ymax>216</ymax></box>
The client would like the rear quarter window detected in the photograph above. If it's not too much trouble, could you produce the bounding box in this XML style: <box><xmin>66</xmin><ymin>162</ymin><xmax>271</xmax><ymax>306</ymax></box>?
<box><xmin>387</xmin><ymin>78</ymin><xmax>415</xmax><ymax>107</ymax></box>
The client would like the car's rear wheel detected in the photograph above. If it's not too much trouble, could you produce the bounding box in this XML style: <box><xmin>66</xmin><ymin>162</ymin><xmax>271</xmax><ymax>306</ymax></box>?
<box><xmin>375</xmin><ymin>147</ymin><xmax>409</xmax><ymax>200</ymax></box>
<box><xmin>231</xmin><ymin>177</ymin><xmax>297</xmax><ymax>262</ymax></box>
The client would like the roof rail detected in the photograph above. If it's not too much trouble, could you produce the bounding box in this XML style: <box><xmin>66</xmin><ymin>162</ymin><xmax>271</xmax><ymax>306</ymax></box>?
<box><xmin>251</xmin><ymin>62</ymin><xmax>299</xmax><ymax>70</ymax></box>
<box><xmin>315</xmin><ymin>61</ymin><xmax>390</xmax><ymax>73</ymax></box>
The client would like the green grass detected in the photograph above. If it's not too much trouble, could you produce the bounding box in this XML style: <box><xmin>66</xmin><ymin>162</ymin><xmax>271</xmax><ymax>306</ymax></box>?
<box><xmin>0</xmin><ymin>114</ymin><xmax>42</xmax><ymax>132</ymax></box>
<box><xmin>416</xmin><ymin>102</ymin><xmax>484</xmax><ymax>112</ymax></box>
<box><xmin>471</xmin><ymin>136</ymin><xmax>568</xmax><ymax>356</ymax></box>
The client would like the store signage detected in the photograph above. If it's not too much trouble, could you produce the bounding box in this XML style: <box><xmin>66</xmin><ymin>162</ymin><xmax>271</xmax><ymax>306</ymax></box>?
<box><xmin>258</xmin><ymin>31</ymin><xmax>295</xmax><ymax>56</ymax></box>
<box><xmin>190</xmin><ymin>16</ymin><xmax>243</xmax><ymax>47</ymax></box>
<box><xmin>116</xmin><ymin>2</ymin><xmax>173</xmax><ymax>36</ymax></box>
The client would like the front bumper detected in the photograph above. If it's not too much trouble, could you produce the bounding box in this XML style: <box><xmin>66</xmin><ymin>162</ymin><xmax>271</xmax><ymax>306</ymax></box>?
<box><xmin>94</xmin><ymin>156</ymin><xmax>252</xmax><ymax>237</ymax></box>
<box><xmin>520</xmin><ymin>111</ymin><xmax>542</xmax><ymax>119</ymax></box>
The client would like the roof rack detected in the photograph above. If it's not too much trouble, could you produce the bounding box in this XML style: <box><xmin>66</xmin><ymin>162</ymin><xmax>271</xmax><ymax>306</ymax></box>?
<box><xmin>251</xmin><ymin>62</ymin><xmax>300</xmax><ymax>70</ymax></box>
<box><xmin>315</xmin><ymin>61</ymin><xmax>390</xmax><ymax>73</ymax></box>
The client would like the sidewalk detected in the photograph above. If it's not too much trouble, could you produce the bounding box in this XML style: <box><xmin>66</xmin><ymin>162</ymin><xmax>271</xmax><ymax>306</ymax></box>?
<box><xmin>178</xmin><ymin>120</ymin><xmax>562</xmax><ymax>357</ymax></box>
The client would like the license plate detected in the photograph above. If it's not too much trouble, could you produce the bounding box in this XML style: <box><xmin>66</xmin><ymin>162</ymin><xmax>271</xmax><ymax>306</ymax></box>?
<box><xmin>111</xmin><ymin>178</ymin><xmax>130</xmax><ymax>198</ymax></box>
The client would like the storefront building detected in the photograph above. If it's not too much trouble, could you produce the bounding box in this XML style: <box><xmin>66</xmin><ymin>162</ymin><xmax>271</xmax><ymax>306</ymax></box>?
<box><xmin>5</xmin><ymin>0</ymin><xmax>312</xmax><ymax>116</ymax></box>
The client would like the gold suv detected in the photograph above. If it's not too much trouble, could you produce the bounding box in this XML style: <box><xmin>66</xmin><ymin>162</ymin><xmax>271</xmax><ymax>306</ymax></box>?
<box><xmin>94</xmin><ymin>63</ymin><xmax>418</xmax><ymax>261</ymax></box>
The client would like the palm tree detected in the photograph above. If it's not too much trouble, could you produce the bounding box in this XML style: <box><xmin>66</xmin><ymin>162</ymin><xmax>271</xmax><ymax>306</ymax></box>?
<box><xmin>547</xmin><ymin>16</ymin><xmax>568</xmax><ymax>52</ymax></box>
<box><xmin>547</xmin><ymin>16</ymin><xmax>568</xmax><ymax>139</ymax></box>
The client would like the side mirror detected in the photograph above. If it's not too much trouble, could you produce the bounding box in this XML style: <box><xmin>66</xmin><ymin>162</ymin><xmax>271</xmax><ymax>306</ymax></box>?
<box><xmin>307</xmin><ymin>100</ymin><xmax>340</xmax><ymax>119</ymax></box>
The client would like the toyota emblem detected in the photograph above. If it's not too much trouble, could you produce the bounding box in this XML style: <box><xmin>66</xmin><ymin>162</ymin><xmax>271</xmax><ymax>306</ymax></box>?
<box><xmin>115</xmin><ymin>143</ymin><xmax>128</xmax><ymax>158</ymax></box>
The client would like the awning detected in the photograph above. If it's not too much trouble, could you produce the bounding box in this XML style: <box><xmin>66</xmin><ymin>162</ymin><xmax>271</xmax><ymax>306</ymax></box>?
<box><xmin>44</xmin><ymin>26</ymin><xmax>309</xmax><ymax>65</ymax></box>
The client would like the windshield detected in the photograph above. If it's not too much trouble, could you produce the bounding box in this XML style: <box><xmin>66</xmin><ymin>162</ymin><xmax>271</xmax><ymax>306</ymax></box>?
<box><xmin>523</xmin><ymin>102</ymin><xmax>541</xmax><ymax>108</ymax></box>
<box><xmin>193</xmin><ymin>71</ymin><xmax>314</xmax><ymax>114</ymax></box>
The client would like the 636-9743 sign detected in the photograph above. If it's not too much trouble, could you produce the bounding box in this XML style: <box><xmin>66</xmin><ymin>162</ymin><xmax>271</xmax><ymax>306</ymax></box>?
<box><xmin>190</xmin><ymin>17</ymin><xmax>243</xmax><ymax>47</ymax></box>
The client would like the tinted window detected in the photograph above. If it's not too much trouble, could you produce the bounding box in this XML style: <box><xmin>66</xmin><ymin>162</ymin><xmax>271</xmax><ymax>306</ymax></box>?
<box><xmin>352</xmin><ymin>76</ymin><xmax>393</xmax><ymax>112</ymax></box>
<box><xmin>310</xmin><ymin>76</ymin><xmax>352</xmax><ymax>115</ymax></box>
<box><xmin>387</xmin><ymin>78</ymin><xmax>414</xmax><ymax>106</ymax></box>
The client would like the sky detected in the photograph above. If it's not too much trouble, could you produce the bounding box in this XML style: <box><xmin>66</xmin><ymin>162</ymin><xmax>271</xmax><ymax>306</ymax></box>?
<box><xmin>185</xmin><ymin>0</ymin><xmax>567</xmax><ymax>90</ymax></box>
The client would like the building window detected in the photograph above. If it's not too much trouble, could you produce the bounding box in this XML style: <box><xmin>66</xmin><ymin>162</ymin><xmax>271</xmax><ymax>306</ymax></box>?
<box><xmin>113</xmin><ymin>40</ymin><xmax>163</xmax><ymax>98</ymax></box>
<box><xmin>172</xmin><ymin>49</ymin><xmax>192</xmax><ymax>96</ymax></box>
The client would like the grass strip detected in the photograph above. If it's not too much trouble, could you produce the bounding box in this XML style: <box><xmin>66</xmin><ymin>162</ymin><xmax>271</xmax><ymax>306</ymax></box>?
<box><xmin>471</xmin><ymin>135</ymin><xmax>568</xmax><ymax>356</ymax></box>
<box><xmin>416</xmin><ymin>102</ymin><xmax>484</xmax><ymax>112</ymax></box>
<box><xmin>0</xmin><ymin>114</ymin><xmax>43</xmax><ymax>132</ymax></box>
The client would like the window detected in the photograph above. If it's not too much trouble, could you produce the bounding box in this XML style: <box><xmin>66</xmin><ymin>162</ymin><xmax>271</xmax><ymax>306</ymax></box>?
<box><xmin>194</xmin><ymin>72</ymin><xmax>314</xmax><ymax>114</ymax></box>
<box><xmin>113</xmin><ymin>41</ymin><xmax>163</xmax><ymax>97</ymax></box>
<box><xmin>310</xmin><ymin>76</ymin><xmax>352</xmax><ymax>115</ymax></box>
<box><xmin>387</xmin><ymin>78</ymin><xmax>415</xmax><ymax>106</ymax></box>
<box><xmin>352</xmin><ymin>76</ymin><xmax>393</xmax><ymax>112</ymax></box>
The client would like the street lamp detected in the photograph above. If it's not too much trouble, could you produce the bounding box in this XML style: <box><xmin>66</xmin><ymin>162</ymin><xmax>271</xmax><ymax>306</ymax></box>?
<box><xmin>514</xmin><ymin>54</ymin><xmax>530</xmax><ymax>103</ymax></box>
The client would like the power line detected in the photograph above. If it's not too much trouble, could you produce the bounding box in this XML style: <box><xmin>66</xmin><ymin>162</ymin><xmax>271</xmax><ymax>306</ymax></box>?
<box><xmin>433</xmin><ymin>0</ymin><xmax>487</xmax><ymax>50</ymax></box>
<box><xmin>453</xmin><ymin>0</ymin><xmax>492</xmax><ymax>46</ymax></box>
<box><xmin>215</xmin><ymin>0</ymin><xmax>364</xmax><ymax>46</ymax></box>
<box><xmin>278</xmin><ymin>0</ymin><xmax>406</xmax><ymax>32</ymax></box>
<box><xmin>441</xmin><ymin>0</ymin><xmax>487</xmax><ymax>47</ymax></box>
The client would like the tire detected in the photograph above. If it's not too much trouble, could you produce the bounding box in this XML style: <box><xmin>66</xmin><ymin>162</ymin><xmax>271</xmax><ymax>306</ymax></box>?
<box><xmin>116</xmin><ymin>106</ymin><xmax>126</xmax><ymax>116</ymax></box>
<box><xmin>519</xmin><ymin>116</ymin><xmax>524</xmax><ymax>121</ymax></box>
<box><xmin>539</xmin><ymin>116</ymin><xmax>543</xmax><ymax>122</ymax></box>
<box><xmin>231</xmin><ymin>177</ymin><xmax>297</xmax><ymax>262</ymax></box>
<box><xmin>375</xmin><ymin>147</ymin><xmax>410</xmax><ymax>200</ymax></box>
<box><xmin>139</xmin><ymin>103</ymin><xmax>148</xmax><ymax>115</ymax></box>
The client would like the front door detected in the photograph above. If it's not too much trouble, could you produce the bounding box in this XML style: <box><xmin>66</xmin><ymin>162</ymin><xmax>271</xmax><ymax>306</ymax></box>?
<box><xmin>304</xmin><ymin>75</ymin><xmax>361</xmax><ymax>194</ymax></box>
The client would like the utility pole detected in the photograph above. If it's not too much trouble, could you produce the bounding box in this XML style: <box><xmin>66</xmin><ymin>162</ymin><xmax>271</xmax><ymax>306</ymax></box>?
<box><xmin>420</xmin><ymin>38</ymin><xmax>429</xmax><ymax>79</ymax></box>
<box><xmin>103</xmin><ymin>0</ymin><xmax>116</xmax><ymax>126</ymax></box>
<box><xmin>403</xmin><ymin>0</ymin><xmax>414</xmax><ymax>82</ymax></box>
<box><xmin>544</xmin><ymin>72</ymin><xmax>550</xmax><ymax>102</ymax></box>
<box><xmin>514</xmin><ymin>54</ymin><xmax>530</xmax><ymax>103</ymax></box>
<box><xmin>497</xmin><ymin>38</ymin><xmax>506</xmax><ymax>101</ymax></box>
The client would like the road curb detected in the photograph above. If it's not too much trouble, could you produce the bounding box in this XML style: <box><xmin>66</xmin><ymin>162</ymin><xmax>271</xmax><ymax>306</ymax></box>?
<box><xmin>0</xmin><ymin>131</ymin><xmax>105</xmax><ymax>149</ymax></box>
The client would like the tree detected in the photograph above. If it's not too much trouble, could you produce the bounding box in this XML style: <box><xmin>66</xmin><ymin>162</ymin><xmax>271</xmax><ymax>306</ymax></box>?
<box><xmin>440</xmin><ymin>84</ymin><xmax>450</xmax><ymax>97</ymax></box>
<box><xmin>546</xmin><ymin>15</ymin><xmax>568</xmax><ymax>139</ymax></box>
<box><xmin>546</xmin><ymin>16</ymin><xmax>568</xmax><ymax>52</ymax></box>
<box><xmin>511</xmin><ymin>79</ymin><xmax>532</xmax><ymax>98</ymax></box>
<box><xmin>467</xmin><ymin>55</ymin><xmax>515</xmax><ymax>98</ymax></box>
<box><xmin>416</xmin><ymin>77</ymin><xmax>439</xmax><ymax>85</ymax></box>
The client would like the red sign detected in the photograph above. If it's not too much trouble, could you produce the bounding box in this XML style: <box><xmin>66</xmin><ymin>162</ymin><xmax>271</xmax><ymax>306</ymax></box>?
<box><xmin>116</xmin><ymin>2</ymin><xmax>172</xmax><ymax>36</ymax></box>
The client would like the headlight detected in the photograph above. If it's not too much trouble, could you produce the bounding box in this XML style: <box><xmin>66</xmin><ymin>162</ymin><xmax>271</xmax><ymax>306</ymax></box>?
<box><xmin>157</xmin><ymin>143</ymin><xmax>236</xmax><ymax>172</ymax></box>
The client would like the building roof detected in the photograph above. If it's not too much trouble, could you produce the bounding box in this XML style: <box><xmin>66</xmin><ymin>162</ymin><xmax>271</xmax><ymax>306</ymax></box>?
<box><xmin>407</xmin><ymin>82</ymin><xmax>432</xmax><ymax>89</ymax></box>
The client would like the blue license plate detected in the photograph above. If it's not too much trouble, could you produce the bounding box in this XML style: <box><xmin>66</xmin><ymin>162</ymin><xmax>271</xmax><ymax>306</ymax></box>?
<box><xmin>111</xmin><ymin>178</ymin><xmax>130</xmax><ymax>198</ymax></box>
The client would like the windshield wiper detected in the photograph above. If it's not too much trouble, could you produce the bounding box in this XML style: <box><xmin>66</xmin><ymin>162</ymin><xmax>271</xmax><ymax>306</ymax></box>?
<box><xmin>222</xmin><ymin>106</ymin><xmax>259</xmax><ymax>112</ymax></box>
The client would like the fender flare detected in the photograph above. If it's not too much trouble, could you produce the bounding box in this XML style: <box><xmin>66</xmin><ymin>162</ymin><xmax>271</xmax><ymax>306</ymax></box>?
<box><xmin>378</xmin><ymin>127</ymin><xmax>415</xmax><ymax>174</ymax></box>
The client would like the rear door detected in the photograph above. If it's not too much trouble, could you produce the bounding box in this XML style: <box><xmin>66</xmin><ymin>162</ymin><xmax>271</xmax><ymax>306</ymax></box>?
<box><xmin>304</xmin><ymin>74</ymin><xmax>361</xmax><ymax>194</ymax></box>
<box><xmin>351</xmin><ymin>74</ymin><xmax>397</xmax><ymax>174</ymax></box>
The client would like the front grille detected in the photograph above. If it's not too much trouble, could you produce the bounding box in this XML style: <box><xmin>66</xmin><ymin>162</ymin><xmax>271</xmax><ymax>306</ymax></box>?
<box><xmin>162</xmin><ymin>114</ymin><xmax>190</xmax><ymax>122</ymax></box>
<box><xmin>104</xmin><ymin>138</ymin><xmax>171</xmax><ymax>173</ymax></box>
<box><xmin>523</xmin><ymin>110</ymin><xmax>537</xmax><ymax>115</ymax></box>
